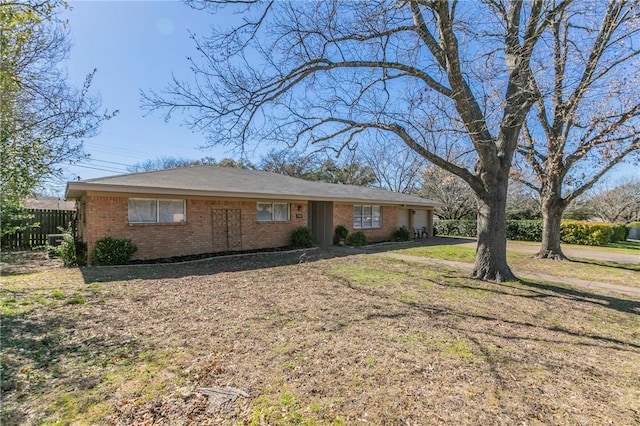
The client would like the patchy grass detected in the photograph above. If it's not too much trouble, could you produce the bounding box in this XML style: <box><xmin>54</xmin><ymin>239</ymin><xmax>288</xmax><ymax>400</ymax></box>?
<box><xmin>506</xmin><ymin>238</ymin><xmax>640</xmax><ymax>254</ymax></box>
<box><xmin>396</xmin><ymin>245</ymin><xmax>640</xmax><ymax>288</ymax></box>
<box><xmin>1</xmin><ymin>250</ymin><xmax>639</xmax><ymax>425</ymax></box>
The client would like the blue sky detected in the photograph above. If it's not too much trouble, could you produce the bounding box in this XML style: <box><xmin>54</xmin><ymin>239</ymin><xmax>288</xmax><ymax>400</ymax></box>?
<box><xmin>52</xmin><ymin>1</ymin><xmax>638</xmax><ymax>196</ymax></box>
<box><xmin>53</xmin><ymin>1</ymin><xmax>235</xmax><ymax>192</ymax></box>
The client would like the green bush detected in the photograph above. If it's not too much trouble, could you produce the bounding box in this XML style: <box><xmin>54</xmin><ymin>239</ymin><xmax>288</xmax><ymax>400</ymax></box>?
<box><xmin>560</xmin><ymin>221</ymin><xmax>613</xmax><ymax>246</ymax></box>
<box><xmin>91</xmin><ymin>236</ymin><xmax>137</xmax><ymax>265</ymax></box>
<box><xmin>434</xmin><ymin>220</ymin><xmax>477</xmax><ymax>237</ymax></box>
<box><xmin>291</xmin><ymin>226</ymin><xmax>313</xmax><ymax>248</ymax></box>
<box><xmin>346</xmin><ymin>231</ymin><xmax>367</xmax><ymax>247</ymax></box>
<box><xmin>610</xmin><ymin>224</ymin><xmax>628</xmax><ymax>243</ymax></box>
<box><xmin>53</xmin><ymin>228</ymin><xmax>87</xmax><ymax>266</ymax></box>
<box><xmin>334</xmin><ymin>224</ymin><xmax>349</xmax><ymax>244</ymax></box>
<box><xmin>429</xmin><ymin>218</ymin><xmax>630</xmax><ymax>246</ymax></box>
<box><xmin>393</xmin><ymin>226</ymin><xmax>411</xmax><ymax>242</ymax></box>
<box><xmin>505</xmin><ymin>220</ymin><xmax>543</xmax><ymax>241</ymax></box>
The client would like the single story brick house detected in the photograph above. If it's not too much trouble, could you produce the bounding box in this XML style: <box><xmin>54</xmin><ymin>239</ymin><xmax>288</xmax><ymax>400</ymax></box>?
<box><xmin>65</xmin><ymin>166</ymin><xmax>443</xmax><ymax>262</ymax></box>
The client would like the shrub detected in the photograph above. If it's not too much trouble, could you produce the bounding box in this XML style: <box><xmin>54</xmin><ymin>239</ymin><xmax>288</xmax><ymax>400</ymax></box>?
<box><xmin>610</xmin><ymin>224</ymin><xmax>628</xmax><ymax>243</ymax></box>
<box><xmin>560</xmin><ymin>221</ymin><xmax>613</xmax><ymax>246</ymax></box>
<box><xmin>434</xmin><ymin>220</ymin><xmax>477</xmax><ymax>237</ymax></box>
<box><xmin>91</xmin><ymin>236</ymin><xmax>137</xmax><ymax>265</ymax></box>
<box><xmin>53</xmin><ymin>228</ymin><xmax>87</xmax><ymax>266</ymax></box>
<box><xmin>291</xmin><ymin>226</ymin><xmax>313</xmax><ymax>248</ymax></box>
<box><xmin>333</xmin><ymin>224</ymin><xmax>349</xmax><ymax>244</ymax></box>
<box><xmin>393</xmin><ymin>226</ymin><xmax>411</xmax><ymax>242</ymax></box>
<box><xmin>346</xmin><ymin>231</ymin><xmax>367</xmax><ymax>247</ymax></box>
<box><xmin>505</xmin><ymin>220</ymin><xmax>542</xmax><ymax>241</ymax></box>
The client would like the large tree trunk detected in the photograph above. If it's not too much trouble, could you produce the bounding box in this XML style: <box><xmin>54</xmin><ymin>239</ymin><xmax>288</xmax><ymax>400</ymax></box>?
<box><xmin>472</xmin><ymin>187</ymin><xmax>517</xmax><ymax>283</ymax></box>
<box><xmin>537</xmin><ymin>196</ymin><xmax>568</xmax><ymax>260</ymax></box>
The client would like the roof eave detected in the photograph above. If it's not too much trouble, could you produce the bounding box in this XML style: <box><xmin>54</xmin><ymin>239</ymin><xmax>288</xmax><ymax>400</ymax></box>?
<box><xmin>65</xmin><ymin>182</ymin><xmax>444</xmax><ymax>208</ymax></box>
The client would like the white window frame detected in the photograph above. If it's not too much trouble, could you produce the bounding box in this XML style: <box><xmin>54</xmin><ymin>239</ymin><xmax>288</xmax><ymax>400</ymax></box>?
<box><xmin>128</xmin><ymin>198</ymin><xmax>186</xmax><ymax>224</ymax></box>
<box><xmin>353</xmin><ymin>205</ymin><xmax>382</xmax><ymax>229</ymax></box>
<box><xmin>257</xmin><ymin>202</ymin><xmax>290</xmax><ymax>222</ymax></box>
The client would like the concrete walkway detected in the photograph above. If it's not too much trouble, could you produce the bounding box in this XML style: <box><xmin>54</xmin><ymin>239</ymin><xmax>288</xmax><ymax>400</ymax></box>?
<box><xmin>376</xmin><ymin>251</ymin><xmax>640</xmax><ymax>299</ymax></box>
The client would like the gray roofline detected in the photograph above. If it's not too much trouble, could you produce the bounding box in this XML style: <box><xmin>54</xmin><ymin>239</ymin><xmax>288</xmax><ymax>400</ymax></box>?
<box><xmin>64</xmin><ymin>166</ymin><xmax>445</xmax><ymax>208</ymax></box>
<box><xmin>65</xmin><ymin>182</ymin><xmax>443</xmax><ymax>207</ymax></box>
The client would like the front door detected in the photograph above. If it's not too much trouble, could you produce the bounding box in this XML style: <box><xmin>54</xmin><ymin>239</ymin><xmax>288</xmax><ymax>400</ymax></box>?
<box><xmin>212</xmin><ymin>209</ymin><xmax>242</xmax><ymax>252</ymax></box>
<box><xmin>309</xmin><ymin>201</ymin><xmax>333</xmax><ymax>247</ymax></box>
<box><xmin>398</xmin><ymin>208</ymin><xmax>410</xmax><ymax>230</ymax></box>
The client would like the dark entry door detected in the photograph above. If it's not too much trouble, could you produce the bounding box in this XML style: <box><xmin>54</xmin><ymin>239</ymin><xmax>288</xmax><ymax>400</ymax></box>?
<box><xmin>212</xmin><ymin>209</ymin><xmax>242</xmax><ymax>252</ymax></box>
<box><xmin>309</xmin><ymin>201</ymin><xmax>333</xmax><ymax>247</ymax></box>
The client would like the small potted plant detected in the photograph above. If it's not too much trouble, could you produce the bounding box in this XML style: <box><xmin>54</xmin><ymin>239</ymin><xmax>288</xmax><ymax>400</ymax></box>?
<box><xmin>334</xmin><ymin>224</ymin><xmax>349</xmax><ymax>246</ymax></box>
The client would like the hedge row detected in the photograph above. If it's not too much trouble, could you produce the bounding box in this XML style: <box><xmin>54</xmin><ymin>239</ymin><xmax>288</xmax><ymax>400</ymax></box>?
<box><xmin>434</xmin><ymin>220</ymin><xmax>628</xmax><ymax>246</ymax></box>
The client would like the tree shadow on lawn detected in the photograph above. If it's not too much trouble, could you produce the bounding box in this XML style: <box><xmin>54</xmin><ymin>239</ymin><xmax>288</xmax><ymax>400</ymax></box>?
<box><xmin>517</xmin><ymin>278</ymin><xmax>640</xmax><ymax>316</ymax></box>
<box><xmin>78</xmin><ymin>244</ymin><xmax>640</xmax><ymax>317</ymax></box>
<box><xmin>336</xmin><ymin>271</ymin><xmax>640</xmax><ymax>353</ymax></box>
<box><xmin>0</xmin><ymin>307</ymin><xmax>146</xmax><ymax>425</ymax></box>
<box><xmin>78</xmin><ymin>248</ymin><xmax>327</xmax><ymax>283</ymax></box>
<box><xmin>79</xmin><ymin>245</ymin><xmax>394</xmax><ymax>284</ymax></box>
<box><xmin>429</xmin><ymin>272</ymin><xmax>640</xmax><ymax>317</ymax></box>
<box><xmin>568</xmin><ymin>257</ymin><xmax>640</xmax><ymax>273</ymax></box>
<box><xmin>76</xmin><ymin>239</ymin><xmax>468</xmax><ymax>284</ymax></box>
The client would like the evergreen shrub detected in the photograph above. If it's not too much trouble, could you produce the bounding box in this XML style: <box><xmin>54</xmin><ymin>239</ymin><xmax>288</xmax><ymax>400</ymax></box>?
<box><xmin>346</xmin><ymin>231</ymin><xmax>367</xmax><ymax>247</ymax></box>
<box><xmin>393</xmin><ymin>226</ymin><xmax>411</xmax><ymax>241</ymax></box>
<box><xmin>334</xmin><ymin>224</ymin><xmax>349</xmax><ymax>244</ymax></box>
<box><xmin>291</xmin><ymin>226</ymin><xmax>314</xmax><ymax>248</ymax></box>
<box><xmin>54</xmin><ymin>228</ymin><xmax>87</xmax><ymax>266</ymax></box>
<box><xmin>92</xmin><ymin>237</ymin><xmax>137</xmax><ymax>265</ymax></box>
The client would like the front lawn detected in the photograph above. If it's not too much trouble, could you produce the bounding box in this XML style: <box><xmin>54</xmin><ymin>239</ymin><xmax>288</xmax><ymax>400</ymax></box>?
<box><xmin>396</xmin><ymin>245</ymin><xmax>640</xmax><ymax>288</ymax></box>
<box><xmin>1</xmin><ymin>250</ymin><xmax>639</xmax><ymax>424</ymax></box>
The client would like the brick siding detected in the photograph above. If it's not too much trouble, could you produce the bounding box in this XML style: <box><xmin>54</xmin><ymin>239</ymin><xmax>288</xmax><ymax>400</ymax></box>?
<box><xmin>82</xmin><ymin>192</ymin><xmax>307</xmax><ymax>263</ymax></box>
<box><xmin>333</xmin><ymin>203</ymin><xmax>399</xmax><ymax>242</ymax></box>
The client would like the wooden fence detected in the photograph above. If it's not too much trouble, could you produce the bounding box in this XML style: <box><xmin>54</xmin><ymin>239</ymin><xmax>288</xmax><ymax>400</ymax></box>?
<box><xmin>1</xmin><ymin>209</ymin><xmax>75</xmax><ymax>250</ymax></box>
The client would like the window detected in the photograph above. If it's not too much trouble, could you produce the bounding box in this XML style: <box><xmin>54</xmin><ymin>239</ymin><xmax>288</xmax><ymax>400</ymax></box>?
<box><xmin>128</xmin><ymin>198</ymin><xmax>185</xmax><ymax>224</ymax></box>
<box><xmin>353</xmin><ymin>205</ymin><xmax>381</xmax><ymax>229</ymax></box>
<box><xmin>257</xmin><ymin>202</ymin><xmax>289</xmax><ymax>222</ymax></box>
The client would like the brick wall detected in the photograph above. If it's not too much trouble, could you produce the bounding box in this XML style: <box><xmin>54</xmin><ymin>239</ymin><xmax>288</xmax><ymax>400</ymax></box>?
<box><xmin>82</xmin><ymin>192</ymin><xmax>307</xmax><ymax>262</ymax></box>
<box><xmin>333</xmin><ymin>203</ymin><xmax>398</xmax><ymax>243</ymax></box>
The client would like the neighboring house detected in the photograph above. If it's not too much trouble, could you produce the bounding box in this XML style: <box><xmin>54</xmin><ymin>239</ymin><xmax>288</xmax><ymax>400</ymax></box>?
<box><xmin>65</xmin><ymin>166</ymin><xmax>443</xmax><ymax>263</ymax></box>
<box><xmin>25</xmin><ymin>197</ymin><xmax>76</xmax><ymax>211</ymax></box>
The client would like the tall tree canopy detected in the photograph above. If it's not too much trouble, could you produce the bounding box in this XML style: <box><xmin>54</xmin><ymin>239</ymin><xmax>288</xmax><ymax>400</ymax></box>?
<box><xmin>515</xmin><ymin>0</ymin><xmax>639</xmax><ymax>259</ymax></box>
<box><xmin>0</xmin><ymin>0</ymin><xmax>113</xmax><ymax>235</ymax></box>
<box><xmin>144</xmin><ymin>0</ymin><xmax>577</xmax><ymax>282</ymax></box>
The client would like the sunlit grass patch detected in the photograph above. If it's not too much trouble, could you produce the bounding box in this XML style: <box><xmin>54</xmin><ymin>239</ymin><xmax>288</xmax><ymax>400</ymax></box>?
<box><xmin>328</xmin><ymin>263</ymin><xmax>407</xmax><ymax>287</ymax></box>
<box><xmin>396</xmin><ymin>245</ymin><xmax>478</xmax><ymax>262</ymax></box>
<box><xmin>394</xmin><ymin>244</ymin><xmax>640</xmax><ymax>288</ymax></box>
<box><xmin>439</xmin><ymin>339</ymin><xmax>479</xmax><ymax>361</ymax></box>
<box><xmin>246</xmin><ymin>389</ymin><xmax>346</xmax><ymax>426</ymax></box>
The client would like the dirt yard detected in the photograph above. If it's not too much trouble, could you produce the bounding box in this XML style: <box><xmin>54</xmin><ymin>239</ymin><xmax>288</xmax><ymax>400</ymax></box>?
<box><xmin>1</xmin><ymin>249</ymin><xmax>639</xmax><ymax>425</ymax></box>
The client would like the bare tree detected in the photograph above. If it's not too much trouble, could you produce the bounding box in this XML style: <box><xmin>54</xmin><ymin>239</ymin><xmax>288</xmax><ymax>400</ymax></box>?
<box><xmin>421</xmin><ymin>165</ymin><xmax>476</xmax><ymax>220</ymax></box>
<box><xmin>143</xmin><ymin>1</ymin><xmax>572</xmax><ymax>282</ymax></box>
<box><xmin>515</xmin><ymin>1</ymin><xmax>640</xmax><ymax>259</ymax></box>
<box><xmin>358</xmin><ymin>139</ymin><xmax>425</xmax><ymax>194</ymax></box>
<box><xmin>260</xmin><ymin>149</ymin><xmax>319</xmax><ymax>179</ymax></box>
<box><xmin>587</xmin><ymin>178</ymin><xmax>640</xmax><ymax>223</ymax></box>
<box><xmin>128</xmin><ymin>156</ymin><xmax>204</xmax><ymax>172</ymax></box>
<box><xmin>506</xmin><ymin>176</ymin><xmax>541</xmax><ymax>220</ymax></box>
<box><xmin>127</xmin><ymin>156</ymin><xmax>253</xmax><ymax>172</ymax></box>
